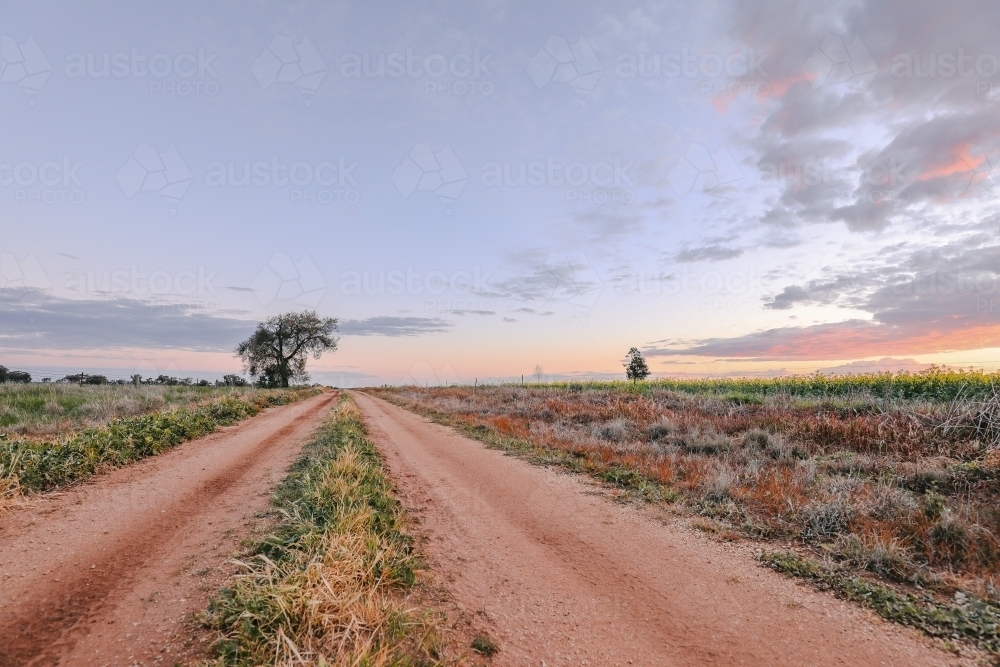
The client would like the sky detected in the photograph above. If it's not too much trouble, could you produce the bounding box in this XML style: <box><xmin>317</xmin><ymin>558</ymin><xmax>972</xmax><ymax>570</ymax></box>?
<box><xmin>2</xmin><ymin>0</ymin><xmax>1000</xmax><ymax>386</ymax></box>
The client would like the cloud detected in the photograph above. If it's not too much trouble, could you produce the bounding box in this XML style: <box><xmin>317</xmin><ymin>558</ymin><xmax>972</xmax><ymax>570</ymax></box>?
<box><xmin>486</xmin><ymin>252</ymin><xmax>602</xmax><ymax>311</ymax></box>
<box><xmin>763</xmin><ymin>285</ymin><xmax>811</xmax><ymax>310</ymax></box>
<box><xmin>673</xmin><ymin>244</ymin><xmax>744</xmax><ymax>262</ymax></box>
<box><xmin>647</xmin><ymin>319</ymin><xmax>1000</xmax><ymax>361</ymax></box>
<box><xmin>721</xmin><ymin>0</ymin><xmax>1000</xmax><ymax>233</ymax></box>
<box><xmin>657</xmin><ymin>240</ymin><xmax>1000</xmax><ymax>360</ymax></box>
<box><xmin>451</xmin><ymin>309</ymin><xmax>495</xmax><ymax>316</ymax></box>
<box><xmin>339</xmin><ymin>316</ymin><xmax>452</xmax><ymax>336</ymax></box>
<box><xmin>0</xmin><ymin>295</ymin><xmax>252</xmax><ymax>351</ymax></box>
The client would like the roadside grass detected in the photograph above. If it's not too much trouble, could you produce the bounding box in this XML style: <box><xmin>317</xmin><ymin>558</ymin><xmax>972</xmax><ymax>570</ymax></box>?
<box><xmin>199</xmin><ymin>394</ymin><xmax>442</xmax><ymax>667</ymax></box>
<box><xmin>370</xmin><ymin>378</ymin><xmax>1000</xmax><ymax>657</ymax></box>
<box><xmin>761</xmin><ymin>550</ymin><xmax>1000</xmax><ymax>654</ymax></box>
<box><xmin>0</xmin><ymin>388</ymin><xmax>318</xmax><ymax>505</ymax></box>
<box><xmin>0</xmin><ymin>384</ymin><xmax>264</xmax><ymax>440</ymax></box>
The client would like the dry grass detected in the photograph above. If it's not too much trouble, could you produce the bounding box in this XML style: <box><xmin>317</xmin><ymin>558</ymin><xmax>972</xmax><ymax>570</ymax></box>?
<box><xmin>201</xmin><ymin>396</ymin><xmax>442</xmax><ymax>667</ymax></box>
<box><xmin>0</xmin><ymin>384</ymin><xmax>265</xmax><ymax>440</ymax></box>
<box><xmin>371</xmin><ymin>384</ymin><xmax>1000</xmax><ymax>601</ymax></box>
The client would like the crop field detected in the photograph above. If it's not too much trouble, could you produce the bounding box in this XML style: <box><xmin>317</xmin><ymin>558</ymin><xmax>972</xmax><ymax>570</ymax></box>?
<box><xmin>373</xmin><ymin>372</ymin><xmax>1000</xmax><ymax>652</ymax></box>
<box><xmin>0</xmin><ymin>383</ymin><xmax>265</xmax><ymax>440</ymax></box>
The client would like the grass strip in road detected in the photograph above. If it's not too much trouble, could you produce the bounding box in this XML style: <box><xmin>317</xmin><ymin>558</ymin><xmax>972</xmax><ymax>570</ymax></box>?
<box><xmin>761</xmin><ymin>550</ymin><xmax>1000</xmax><ymax>655</ymax></box>
<box><xmin>0</xmin><ymin>389</ymin><xmax>318</xmax><ymax>502</ymax></box>
<box><xmin>200</xmin><ymin>394</ymin><xmax>441</xmax><ymax>667</ymax></box>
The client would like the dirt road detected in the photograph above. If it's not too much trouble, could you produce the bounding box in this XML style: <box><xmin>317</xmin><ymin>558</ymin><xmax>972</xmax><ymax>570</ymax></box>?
<box><xmin>354</xmin><ymin>391</ymin><xmax>958</xmax><ymax>667</ymax></box>
<box><xmin>0</xmin><ymin>391</ymin><xmax>336</xmax><ymax>667</ymax></box>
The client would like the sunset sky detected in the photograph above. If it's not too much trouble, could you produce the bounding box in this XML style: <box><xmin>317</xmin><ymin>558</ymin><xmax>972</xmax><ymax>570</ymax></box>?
<box><xmin>2</xmin><ymin>0</ymin><xmax>1000</xmax><ymax>385</ymax></box>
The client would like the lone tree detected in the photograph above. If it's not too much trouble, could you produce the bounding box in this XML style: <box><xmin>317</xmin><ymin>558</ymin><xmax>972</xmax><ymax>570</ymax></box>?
<box><xmin>623</xmin><ymin>347</ymin><xmax>650</xmax><ymax>384</ymax></box>
<box><xmin>235</xmin><ymin>311</ymin><xmax>338</xmax><ymax>388</ymax></box>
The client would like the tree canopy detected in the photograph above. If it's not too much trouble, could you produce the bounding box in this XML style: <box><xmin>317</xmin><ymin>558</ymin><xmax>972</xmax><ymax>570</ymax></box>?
<box><xmin>235</xmin><ymin>311</ymin><xmax>339</xmax><ymax>388</ymax></box>
<box><xmin>624</xmin><ymin>347</ymin><xmax>650</xmax><ymax>383</ymax></box>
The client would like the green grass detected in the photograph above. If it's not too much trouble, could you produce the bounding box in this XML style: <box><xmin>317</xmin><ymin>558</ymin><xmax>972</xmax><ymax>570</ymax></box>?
<box><xmin>200</xmin><ymin>395</ymin><xmax>441</xmax><ymax>666</ymax></box>
<box><xmin>0</xmin><ymin>389</ymin><xmax>316</xmax><ymax>496</ymax></box>
<box><xmin>761</xmin><ymin>550</ymin><xmax>1000</xmax><ymax>654</ymax></box>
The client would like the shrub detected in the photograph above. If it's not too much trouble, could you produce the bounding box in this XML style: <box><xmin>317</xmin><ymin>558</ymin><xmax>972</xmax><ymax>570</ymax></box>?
<box><xmin>593</xmin><ymin>418</ymin><xmax>629</xmax><ymax>442</ymax></box>
<box><xmin>646</xmin><ymin>417</ymin><xmax>677</xmax><ymax>441</ymax></box>
<box><xmin>801</xmin><ymin>500</ymin><xmax>853</xmax><ymax>541</ymax></box>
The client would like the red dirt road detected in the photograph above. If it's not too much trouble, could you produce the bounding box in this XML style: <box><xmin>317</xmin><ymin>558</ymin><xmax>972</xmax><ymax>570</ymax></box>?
<box><xmin>0</xmin><ymin>391</ymin><xmax>336</xmax><ymax>667</ymax></box>
<box><xmin>354</xmin><ymin>391</ymin><xmax>960</xmax><ymax>667</ymax></box>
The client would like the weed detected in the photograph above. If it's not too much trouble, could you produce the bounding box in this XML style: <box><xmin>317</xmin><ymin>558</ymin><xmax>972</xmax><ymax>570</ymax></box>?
<box><xmin>761</xmin><ymin>550</ymin><xmax>1000</xmax><ymax>654</ymax></box>
<box><xmin>471</xmin><ymin>634</ymin><xmax>499</xmax><ymax>657</ymax></box>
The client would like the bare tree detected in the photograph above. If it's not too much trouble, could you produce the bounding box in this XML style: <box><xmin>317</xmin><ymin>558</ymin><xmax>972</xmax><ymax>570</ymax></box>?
<box><xmin>534</xmin><ymin>364</ymin><xmax>545</xmax><ymax>382</ymax></box>
<box><xmin>235</xmin><ymin>311</ymin><xmax>338</xmax><ymax>388</ymax></box>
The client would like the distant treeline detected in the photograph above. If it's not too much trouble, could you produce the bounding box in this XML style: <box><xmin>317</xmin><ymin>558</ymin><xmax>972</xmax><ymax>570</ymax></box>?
<box><xmin>0</xmin><ymin>367</ymin><xmax>250</xmax><ymax>388</ymax></box>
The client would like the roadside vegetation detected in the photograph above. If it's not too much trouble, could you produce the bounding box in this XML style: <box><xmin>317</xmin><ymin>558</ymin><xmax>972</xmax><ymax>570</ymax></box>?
<box><xmin>0</xmin><ymin>387</ymin><xmax>318</xmax><ymax>507</ymax></box>
<box><xmin>200</xmin><ymin>394</ymin><xmax>442</xmax><ymax>667</ymax></box>
<box><xmin>371</xmin><ymin>369</ymin><xmax>1000</xmax><ymax>656</ymax></box>
<box><xmin>0</xmin><ymin>383</ymin><xmax>265</xmax><ymax>440</ymax></box>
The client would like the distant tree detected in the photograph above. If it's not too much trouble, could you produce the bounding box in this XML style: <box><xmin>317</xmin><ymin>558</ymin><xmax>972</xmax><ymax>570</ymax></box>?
<box><xmin>131</xmin><ymin>374</ymin><xmax>142</xmax><ymax>387</ymax></box>
<box><xmin>221</xmin><ymin>374</ymin><xmax>248</xmax><ymax>387</ymax></box>
<box><xmin>7</xmin><ymin>370</ymin><xmax>31</xmax><ymax>383</ymax></box>
<box><xmin>235</xmin><ymin>311</ymin><xmax>339</xmax><ymax>388</ymax></box>
<box><xmin>534</xmin><ymin>364</ymin><xmax>544</xmax><ymax>382</ymax></box>
<box><xmin>0</xmin><ymin>366</ymin><xmax>6</xmax><ymax>382</ymax></box>
<box><xmin>623</xmin><ymin>347</ymin><xmax>650</xmax><ymax>384</ymax></box>
<box><xmin>61</xmin><ymin>373</ymin><xmax>107</xmax><ymax>385</ymax></box>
